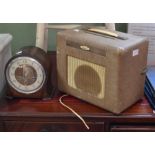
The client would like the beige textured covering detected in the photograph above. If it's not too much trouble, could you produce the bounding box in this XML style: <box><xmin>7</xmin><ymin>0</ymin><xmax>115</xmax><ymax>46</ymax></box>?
<box><xmin>57</xmin><ymin>27</ymin><xmax>149</xmax><ymax>114</ymax></box>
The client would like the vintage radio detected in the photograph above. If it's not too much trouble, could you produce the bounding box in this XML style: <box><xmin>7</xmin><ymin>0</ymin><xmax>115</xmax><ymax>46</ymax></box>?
<box><xmin>57</xmin><ymin>26</ymin><xmax>149</xmax><ymax>114</ymax></box>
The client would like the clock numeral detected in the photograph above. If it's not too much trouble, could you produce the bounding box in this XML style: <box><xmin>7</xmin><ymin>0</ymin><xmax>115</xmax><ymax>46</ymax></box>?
<box><xmin>19</xmin><ymin>65</ymin><xmax>23</xmax><ymax>68</ymax></box>
<box><xmin>23</xmin><ymin>60</ymin><xmax>27</xmax><ymax>64</ymax></box>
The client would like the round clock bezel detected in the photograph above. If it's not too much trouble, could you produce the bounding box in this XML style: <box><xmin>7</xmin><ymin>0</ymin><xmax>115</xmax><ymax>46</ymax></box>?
<box><xmin>5</xmin><ymin>56</ymin><xmax>46</xmax><ymax>94</ymax></box>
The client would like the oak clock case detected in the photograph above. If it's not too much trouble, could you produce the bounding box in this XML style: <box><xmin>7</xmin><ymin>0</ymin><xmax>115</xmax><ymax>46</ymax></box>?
<box><xmin>5</xmin><ymin>46</ymin><xmax>52</xmax><ymax>99</ymax></box>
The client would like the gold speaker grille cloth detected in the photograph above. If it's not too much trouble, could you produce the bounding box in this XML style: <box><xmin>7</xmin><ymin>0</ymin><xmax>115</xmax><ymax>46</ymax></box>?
<box><xmin>67</xmin><ymin>56</ymin><xmax>105</xmax><ymax>99</ymax></box>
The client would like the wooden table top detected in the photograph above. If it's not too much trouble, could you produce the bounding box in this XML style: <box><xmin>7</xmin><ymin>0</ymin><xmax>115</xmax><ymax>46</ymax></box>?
<box><xmin>0</xmin><ymin>88</ymin><xmax>154</xmax><ymax>118</ymax></box>
<box><xmin>0</xmin><ymin>52</ymin><xmax>154</xmax><ymax>118</ymax></box>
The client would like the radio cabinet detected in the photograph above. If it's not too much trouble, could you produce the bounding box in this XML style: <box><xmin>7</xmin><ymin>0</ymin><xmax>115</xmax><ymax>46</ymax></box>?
<box><xmin>57</xmin><ymin>27</ymin><xmax>148</xmax><ymax>114</ymax></box>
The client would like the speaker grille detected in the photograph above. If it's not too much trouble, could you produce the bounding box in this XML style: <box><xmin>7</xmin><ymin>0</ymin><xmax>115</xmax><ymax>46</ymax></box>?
<box><xmin>67</xmin><ymin>56</ymin><xmax>105</xmax><ymax>99</ymax></box>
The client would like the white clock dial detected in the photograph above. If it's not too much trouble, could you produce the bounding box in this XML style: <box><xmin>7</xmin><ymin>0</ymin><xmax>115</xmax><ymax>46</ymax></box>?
<box><xmin>6</xmin><ymin>57</ymin><xmax>46</xmax><ymax>94</ymax></box>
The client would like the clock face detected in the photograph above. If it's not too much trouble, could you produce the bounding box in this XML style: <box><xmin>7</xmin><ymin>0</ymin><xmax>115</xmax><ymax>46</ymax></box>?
<box><xmin>6</xmin><ymin>56</ymin><xmax>46</xmax><ymax>94</ymax></box>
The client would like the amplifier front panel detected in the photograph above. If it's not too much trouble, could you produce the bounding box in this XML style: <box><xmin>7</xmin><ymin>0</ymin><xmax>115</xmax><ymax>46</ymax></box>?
<box><xmin>67</xmin><ymin>56</ymin><xmax>105</xmax><ymax>99</ymax></box>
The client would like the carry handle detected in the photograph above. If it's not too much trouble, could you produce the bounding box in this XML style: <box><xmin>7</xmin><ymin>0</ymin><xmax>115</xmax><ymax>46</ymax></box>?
<box><xmin>84</xmin><ymin>27</ymin><xmax>127</xmax><ymax>40</ymax></box>
<box><xmin>88</xmin><ymin>28</ymin><xmax>119</xmax><ymax>38</ymax></box>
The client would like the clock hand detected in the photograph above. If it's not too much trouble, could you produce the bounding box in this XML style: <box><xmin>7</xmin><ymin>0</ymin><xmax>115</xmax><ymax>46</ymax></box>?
<box><xmin>23</xmin><ymin>65</ymin><xmax>27</xmax><ymax>85</ymax></box>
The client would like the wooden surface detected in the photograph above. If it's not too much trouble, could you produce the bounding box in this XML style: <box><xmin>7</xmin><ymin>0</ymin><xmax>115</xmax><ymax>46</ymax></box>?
<box><xmin>0</xmin><ymin>92</ymin><xmax>153</xmax><ymax>117</ymax></box>
<box><xmin>0</xmin><ymin>52</ymin><xmax>155</xmax><ymax>132</ymax></box>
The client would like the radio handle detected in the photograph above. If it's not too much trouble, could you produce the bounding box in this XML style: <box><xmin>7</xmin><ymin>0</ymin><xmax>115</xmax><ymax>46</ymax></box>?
<box><xmin>84</xmin><ymin>27</ymin><xmax>127</xmax><ymax>40</ymax></box>
<box><xmin>88</xmin><ymin>28</ymin><xmax>118</xmax><ymax>38</ymax></box>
